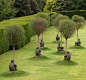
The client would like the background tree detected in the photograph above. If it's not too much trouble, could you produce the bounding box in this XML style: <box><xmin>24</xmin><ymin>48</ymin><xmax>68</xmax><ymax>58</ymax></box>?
<box><xmin>4</xmin><ymin>24</ymin><xmax>25</xmax><ymax>63</ymax></box>
<box><xmin>50</xmin><ymin>12</ymin><xmax>58</xmax><ymax>26</ymax></box>
<box><xmin>59</xmin><ymin>19</ymin><xmax>76</xmax><ymax>54</ymax></box>
<box><xmin>71</xmin><ymin>15</ymin><xmax>85</xmax><ymax>41</ymax></box>
<box><xmin>51</xmin><ymin>0</ymin><xmax>72</xmax><ymax>12</ymax></box>
<box><xmin>35</xmin><ymin>13</ymin><xmax>49</xmax><ymax>42</ymax></box>
<box><xmin>30</xmin><ymin>17</ymin><xmax>48</xmax><ymax>48</ymax></box>
<box><xmin>57</xmin><ymin>15</ymin><xmax>70</xmax><ymax>47</ymax></box>
<box><xmin>0</xmin><ymin>0</ymin><xmax>16</xmax><ymax>21</ymax></box>
<box><xmin>54</xmin><ymin>15</ymin><xmax>70</xmax><ymax>44</ymax></box>
<box><xmin>43</xmin><ymin>0</ymin><xmax>54</xmax><ymax>12</ymax></box>
<box><xmin>35</xmin><ymin>0</ymin><xmax>47</xmax><ymax>11</ymax></box>
<box><xmin>14</xmin><ymin>0</ymin><xmax>38</xmax><ymax>17</ymax></box>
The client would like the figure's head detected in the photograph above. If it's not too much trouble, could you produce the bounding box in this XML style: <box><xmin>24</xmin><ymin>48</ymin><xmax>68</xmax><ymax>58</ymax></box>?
<box><xmin>58</xmin><ymin>43</ymin><xmax>60</xmax><ymax>45</ymax></box>
<box><xmin>41</xmin><ymin>39</ymin><xmax>42</xmax><ymax>42</ymax></box>
<box><xmin>67</xmin><ymin>51</ymin><xmax>69</xmax><ymax>54</ymax></box>
<box><xmin>36</xmin><ymin>47</ymin><xmax>39</xmax><ymax>49</ymax></box>
<box><xmin>11</xmin><ymin>60</ymin><xmax>14</xmax><ymax>63</ymax></box>
<box><xmin>78</xmin><ymin>39</ymin><xmax>80</xmax><ymax>41</ymax></box>
<box><xmin>57</xmin><ymin>34</ymin><xmax>58</xmax><ymax>36</ymax></box>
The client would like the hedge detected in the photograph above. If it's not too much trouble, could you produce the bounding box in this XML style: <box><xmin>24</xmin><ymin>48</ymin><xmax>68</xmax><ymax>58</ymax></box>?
<box><xmin>57</xmin><ymin>10</ymin><xmax>86</xmax><ymax>19</ymax></box>
<box><xmin>0</xmin><ymin>29</ymin><xmax>9</xmax><ymax>54</ymax></box>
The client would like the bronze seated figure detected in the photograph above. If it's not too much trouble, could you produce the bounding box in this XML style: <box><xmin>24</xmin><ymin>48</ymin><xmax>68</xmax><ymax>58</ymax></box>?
<box><xmin>56</xmin><ymin>34</ymin><xmax>60</xmax><ymax>41</ymax></box>
<box><xmin>35</xmin><ymin>47</ymin><xmax>41</xmax><ymax>55</ymax></box>
<box><xmin>40</xmin><ymin>39</ymin><xmax>44</xmax><ymax>47</ymax></box>
<box><xmin>64</xmin><ymin>51</ymin><xmax>71</xmax><ymax>60</ymax></box>
<box><xmin>57</xmin><ymin>43</ymin><xmax>64</xmax><ymax>51</ymax></box>
<box><xmin>9</xmin><ymin>60</ymin><xmax>17</xmax><ymax>71</ymax></box>
<box><xmin>75</xmin><ymin>39</ymin><xmax>81</xmax><ymax>46</ymax></box>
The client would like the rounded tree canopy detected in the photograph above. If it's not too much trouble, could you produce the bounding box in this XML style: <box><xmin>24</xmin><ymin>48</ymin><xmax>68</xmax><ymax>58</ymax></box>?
<box><xmin>4</xmin><ymin>24</ymin><xmax>25</xmax><ymax>47</ymax></box>
<box><xmin>30</xmin><ymin>17</ymin><xmax>48</xmax><ymax>36</ymax></box>
<box><xmin>35</xmin><ymin>12</ymin><xmax>50</xmax><ymax>23</ymax></box>
<box><xmin>54</xmin><ymin>14</ymin><xmax>70</xmax><ymax>29</ymax></box>
<box><xmin>51</xmin><ymin>12</ymin><xmax>58</xmax><ymax>21</ymax></box>
<box><xmin>59</xmin><ymin>19</ymin><xmax>76</xmax><ymax>40</ymax></box>
<box><xmin>71</xmin><ymin>15</ymin><xmax>85</xmax><ymax>30</ymax></box>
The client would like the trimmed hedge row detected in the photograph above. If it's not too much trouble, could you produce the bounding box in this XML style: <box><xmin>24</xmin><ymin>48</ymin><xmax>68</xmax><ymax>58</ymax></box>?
<box><xmin>0</xmin><ymin>23</ymin><xmax>31</xmax><ymax>54</ymax></box>
<box><xmin>0</xmin><ymin>29</ymin><xmax>9</xmax><ymax>54</ymax></box>
<box><xmin>15</xmin><ymin>23</ymin><xmax>31</xmax><ymax>49</ymax></box>
<box><xmin>57</xmin><ymin>10</ymin><xmax>86</xmax><ymax>19</ymax></box>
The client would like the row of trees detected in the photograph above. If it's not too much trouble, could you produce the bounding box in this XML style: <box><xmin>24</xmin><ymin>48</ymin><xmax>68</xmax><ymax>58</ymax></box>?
<box><xmin>3</xmin><ymin>13</ymin><xmax>85</xmax><ymax>70</ymax></box>
<box><xmin>0</xmin><ymin>0</ymin><xmax>47</xmax><ymax>21</ymax></box>
<box><xmin>51</xmin><ymin>13</ymin><xmax>85</xmax><ymax>54</ymax></box>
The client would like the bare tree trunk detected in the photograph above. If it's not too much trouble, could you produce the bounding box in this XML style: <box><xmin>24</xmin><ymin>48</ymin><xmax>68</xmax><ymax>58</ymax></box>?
<box><xmin>42</xmin><ymin>32</ymin><xmax>43</xmax><ymax>42</ymax></box>
<box><xmin>66</xmin><ymin>39</ymin><xmax>67</xmax><ymax>55</ymax></box>
<box><xmin>38</xmin><ymin>35</ymin><xmax>39</xmax><ymax>48</ymax></box>
<box><xmin>13</xmin><ymin>46</ymin><xmax>15</xmax><ymax>63</ymax></box>
<box><xmin>61</xmin><ymin>33</ymin><xmax>62</xmax><ymax>47</ymax></box>
<box><xmin>58</xmin><ymin>29</ymin><xmax>59</xmax><ymax>35</ymax></box>
<box><xmin>77</xmin><ymin>29</ymin><xmax>78</xmax><ymax>41</ymax></box>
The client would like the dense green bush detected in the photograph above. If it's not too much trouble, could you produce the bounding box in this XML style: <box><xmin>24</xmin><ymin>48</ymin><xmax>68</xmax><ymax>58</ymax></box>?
<box><xmin>58</xmin><ymin>10</ymin><xmax>86</xmax><ymax>19</ymax></box>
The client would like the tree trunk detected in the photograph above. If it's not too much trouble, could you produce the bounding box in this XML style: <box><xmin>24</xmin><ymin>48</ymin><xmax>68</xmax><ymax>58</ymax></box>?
<box><xmin>66</xmin><ymin>39</ymin><xmax>67</xmax><ymax>55</ymax></box>
<box><xmin>61</xmin><ymin>33</ymin><xmax>62</xmax><ymax>47</ymax></box>
<box><xmin>42</xmin><ymin>32</ymin><xmax>43</xmax><ymax>42</ymax></box>
<box><xmin>58</xmin><ymin>29</ymin><xmax>59</xmax><ymax>35</ymax></box>
<box><xmin>13</xmin><ymin>46</ymin><xmax>15</xmax><ymax>63</ymax></box>
<box><xmin>77</xmin><ymin>29</ymin><xmax>78</xmax><ymax>41</ymax></box>
<box><xmin>38</xmin><ymin>35</ymin><xmax>39</xmax><ymax>48</ymax></box>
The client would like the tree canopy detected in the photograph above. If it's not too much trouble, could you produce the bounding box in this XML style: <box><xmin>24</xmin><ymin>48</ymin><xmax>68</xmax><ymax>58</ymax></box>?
<box><xmin>4</xmin><ymin>24</ymin><xmax>25</xmax><ymax>47</ymax></box>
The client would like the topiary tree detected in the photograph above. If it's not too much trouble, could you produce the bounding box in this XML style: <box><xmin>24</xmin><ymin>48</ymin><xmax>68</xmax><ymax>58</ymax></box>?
<box><xmin>30</xmin><ymin>17</ymin><xmax>48</xmax><ymax>48</ymax></box>
<box><xmin>71</xmin><ymin>15</ymin><xmax>85</xmax><ymax>41</ymax></box>
<box><xmin>59</xmin><ymin>19</ymin><xmax>76</xmax><ymax>54</ymax></box>
<box><xmin>50</xmin><ymin>12</ymin><xmax>59</xmax><ymax>26</ymax></box>
<box><xmin>4</xmin><ymin>24</ymin><xmax>25</xmax><ymax>63</ymax></box>
<box><xmin>54</xmin><ymin>15</ymin><xmax>70</xmax><ymax>43</ymax></box>
<box><xmin>35</xmin><ymin>13</ymin><xmax>49</xmax><ymax>42</ymax></box>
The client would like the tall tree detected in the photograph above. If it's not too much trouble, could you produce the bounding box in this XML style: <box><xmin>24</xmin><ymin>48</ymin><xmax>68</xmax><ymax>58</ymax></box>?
<box><xmin>14</xmin><ymin>0</ymin><xmax>32</xmax><ymax>17</ymax></box>
<box><xmin>59</xmin><ymin>19</ymin><xmax>76</xmax><ymax>54</ymax></box>
<box><xmin>71</xmin><ymin>15</ymin><xmax>85</xmax><ymax>41</ymax></box>
<box><xmin>35</xmin><ymin>13</ymin><xmax>49</xmax><ymax>42</ymax></box>
<box><xmin>30</xmin><ymin>17</ymin><xmax>48</xmax><ymax>48</ymax></box>
<box><xmin>54</xmin><ymin>14</ymin><xmax>70</xmax><ymax>45</ymax></box>
<box><xmin>4</xmin><ymin>24</ymin><xmax>25</xmax><ymax>63</ymax></box>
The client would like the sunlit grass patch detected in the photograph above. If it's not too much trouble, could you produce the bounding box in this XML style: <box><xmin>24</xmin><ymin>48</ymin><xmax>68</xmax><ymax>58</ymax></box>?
<box><xmin>0</xmin><ymin>70</ymin><xmax>29</xmax><ymax>77</ymax></box>
<box><xmin>40</xmin><ymin>47</ymin><xmax>51</xmax><ymax>50</ymax></box>
<box><xmin>31</xmin><ymin>55</ymin><xmax>50</xmax><ymax>60</ymax></box>
<box><xmin>56</xmin><ymin>60</ymin><xmax>78</xmax><ymax>66</ymax></box>
<box><xmin>69</xmin><ymin>45</ymin><xmax>86</xmax><ymax>49</ymax></box>
<box><xmin>51</xmin><ymin>41</ymin><xmax>64</xmax><ymax>44</ymax></box>
<box><xmin>52</xmin><ymin>51</ymin><xmax>65</xmax><ymax>55</ymax></box>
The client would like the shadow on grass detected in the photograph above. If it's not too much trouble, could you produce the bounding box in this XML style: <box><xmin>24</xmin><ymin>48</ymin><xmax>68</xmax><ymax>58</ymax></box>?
<box><xmin>55</xmin><ymin>60</ymin><xmax>78</xmax><ymax>66</ymax></box>
<box><xmin>0</xmin><ymin>70</ymin><xmax>29</xmax><ymax>77</ymax></box>
<box><xmin>69</xmin><ymin>45</ymin><xmax>85</xmax><ymax>49</ymax></box>
<box><xmin>40</xmin><ymin>47</ymin><xmax>51</xmax><ymax>50</ymax></box>
<box><xmin>30</xmin><ymin>55</ymin><xmax>50</xmax><ymax>60</ymax></box>
<box><xmin>52</xmin><ymin>51</ymin><xmax>65</xmax><ymax>55</ymax></box>
<box><xmin>51</xmin><ymin>41</ymin><xmax>64</xmax><ymax>44</ymax></box>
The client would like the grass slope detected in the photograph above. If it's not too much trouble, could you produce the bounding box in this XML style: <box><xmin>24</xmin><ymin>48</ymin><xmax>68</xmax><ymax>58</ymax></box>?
<box><xmin>0</xmin><ymin>26</ymin><xmax>86</xmax><ymax>80</ymax></box>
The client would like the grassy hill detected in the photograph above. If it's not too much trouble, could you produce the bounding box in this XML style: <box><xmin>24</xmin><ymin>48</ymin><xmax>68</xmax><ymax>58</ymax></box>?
<box><xmin>0</xmin><ymin>24</ymin><xmax>86</xmax><ymax>80</ymax></box>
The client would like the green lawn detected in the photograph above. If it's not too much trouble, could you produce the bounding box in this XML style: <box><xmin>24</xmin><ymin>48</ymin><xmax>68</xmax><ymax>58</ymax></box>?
<box><xmin>0</xmin><ymin>25</ymin><xmax>86</xmax><ymax>80</ymax></box>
